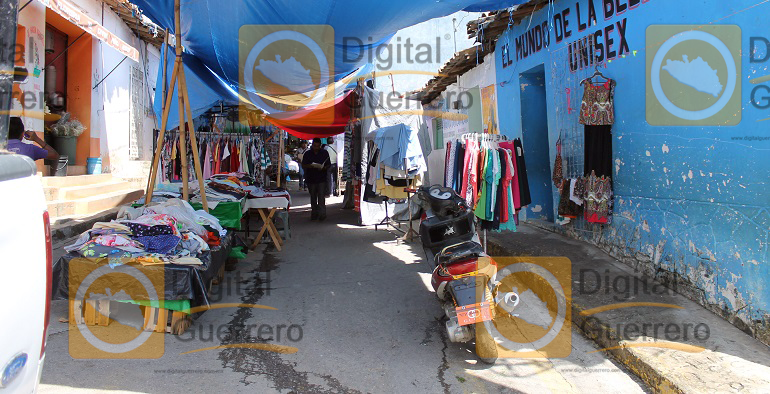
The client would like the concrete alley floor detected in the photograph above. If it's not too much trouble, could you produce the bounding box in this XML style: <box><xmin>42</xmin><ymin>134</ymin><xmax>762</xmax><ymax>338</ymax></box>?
<box><xmin>41</xmin><ymin>184</ymin><xmax>649</xmax><ymax>393</ymax></box>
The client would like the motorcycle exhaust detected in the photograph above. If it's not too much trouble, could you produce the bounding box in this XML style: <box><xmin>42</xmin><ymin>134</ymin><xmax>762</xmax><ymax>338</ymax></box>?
<box><xmin>446</xmin><ymin>317</ymin><xmax>473</xmax><ymax>343</ymax></box>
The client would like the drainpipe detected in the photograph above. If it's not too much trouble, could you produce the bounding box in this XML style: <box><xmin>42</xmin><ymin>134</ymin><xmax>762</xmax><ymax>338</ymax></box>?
<box><xmin>0</xmin><ymin>0</ymin><xmax>19</xmax><ymax>147</ymax></box>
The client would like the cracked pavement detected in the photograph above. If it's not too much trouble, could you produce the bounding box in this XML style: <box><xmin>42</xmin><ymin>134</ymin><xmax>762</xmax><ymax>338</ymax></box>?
<box><xmin>40</xmin><ymin>189</ymin><xmax>649</xmax><ymax>393</ymax></box>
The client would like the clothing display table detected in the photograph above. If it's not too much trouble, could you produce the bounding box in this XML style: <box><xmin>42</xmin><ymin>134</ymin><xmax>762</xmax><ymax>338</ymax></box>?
<box><xmin>245</xmin><ymin>196</ymin><xmax>290</xmax><ymax>252</ymax></box>
<box><xmin>191</xmin><ymin>199</ymin><xmax>246</xmax><ymax>229</ymax></box>
<box><xmin>52</xmin><ymin>232</ymin><xmax>235</xmax><ymax>334</ymax></box>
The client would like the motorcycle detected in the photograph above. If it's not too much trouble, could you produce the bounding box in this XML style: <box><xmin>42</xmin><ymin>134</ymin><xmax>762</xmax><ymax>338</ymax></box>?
<box><xmin>416</xmin><ymin>185</ymin><xmax>520</xmax><ymax>363</ymax></box>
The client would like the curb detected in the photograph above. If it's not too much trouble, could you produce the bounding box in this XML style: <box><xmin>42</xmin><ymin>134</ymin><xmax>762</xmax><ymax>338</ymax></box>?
<box><xmin>485</xmin><ymin>238</ymin><xmax>683</xmax><ymax>394</ymax></box>
<box><xmin>50</xmin><ymin>207</ymin><xmax>120</xmax><ymax>243</ymax></box>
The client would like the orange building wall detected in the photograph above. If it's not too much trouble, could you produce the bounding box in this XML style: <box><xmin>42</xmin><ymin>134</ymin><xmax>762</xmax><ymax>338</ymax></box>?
<box><xmin>45</xmin><ymin>9</ymin><xmax>94</xmax><ymax>167</ymax></box>
<box><xmin>67</xmin><ymin>35</ymin><xmax>92</xmax><ymax>166</ymax></box>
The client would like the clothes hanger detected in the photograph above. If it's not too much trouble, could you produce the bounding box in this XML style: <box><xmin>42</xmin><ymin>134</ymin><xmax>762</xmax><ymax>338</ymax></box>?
<box><xmin>581</xmin><ymin>66</ymin><xmax>608</xmax><ymax>85</ymax></box>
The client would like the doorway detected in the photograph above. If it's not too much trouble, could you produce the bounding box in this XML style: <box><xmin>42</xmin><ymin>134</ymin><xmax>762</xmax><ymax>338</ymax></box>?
<box><xmin>519</xmin><ymin>65</ymin><xmax>554</xmax><ymax>222</ymax></box>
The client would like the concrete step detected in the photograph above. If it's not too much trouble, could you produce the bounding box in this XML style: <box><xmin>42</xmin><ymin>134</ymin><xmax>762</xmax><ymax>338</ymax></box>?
<box><xmin>43</xmin><ymin>186</ymin><xmax>60</xmax><ymax>201</ymax></box>
<box><xmin>58</xmin><ymin>180</ymin><xmax>136</xmax><ymax>201</ymax></box>
<box><xmin>47</xmin><ymin>188</ymin><xmax>144</xmax><ymax>218</ymax></box>
<box><xmin>67</xmin><ymin>165</ymin><xmax>87</xmax><ymax>176</ymax></box>
<box><xmin>47</xmin><ymin>200</ymin><xmax>76</xmax><ymax>218</ymax></box>
<box><xmin>41</xmin><ymin>173</ymin><xmax>113</xmax><ymax>188</ymax></box>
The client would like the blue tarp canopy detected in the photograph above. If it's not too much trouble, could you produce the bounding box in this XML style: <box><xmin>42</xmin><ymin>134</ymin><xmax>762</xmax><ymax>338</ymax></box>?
<box><xmin>155</xmin><ymin>45</ymin><xmax>240</xmax><ymax>130</ymax></box>
<box><xmin>139</xmin><ymin>0</ymin><xmax>527</xmax><ymax>127</ymax></box>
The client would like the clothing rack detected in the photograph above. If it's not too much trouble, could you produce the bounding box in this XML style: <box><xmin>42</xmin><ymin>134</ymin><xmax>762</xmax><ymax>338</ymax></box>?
<box><xmin>156</xmin><ymin>128</ymin><xmax>274</xmax><ymax>186</ymax></box>
<box><xmin>460</xmin><ymin>133</ymin><xmax>508</xmax><ymax>142</ymax></box>
<box><xmin>455</xmin><ymin>133</ymin><xmax>514</xmax><ymax>253</ymax></box>
<box><xmin>163</xmin><ymin>130</ymin><xmax>264</xmax><ymax>138</ymax></box>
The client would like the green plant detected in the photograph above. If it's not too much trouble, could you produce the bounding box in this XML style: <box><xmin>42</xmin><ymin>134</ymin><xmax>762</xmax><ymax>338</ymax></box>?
<box><xmin>48</xmin><ymin>112</ymin><xmax>86</xmax><ymax>137</ymax></box>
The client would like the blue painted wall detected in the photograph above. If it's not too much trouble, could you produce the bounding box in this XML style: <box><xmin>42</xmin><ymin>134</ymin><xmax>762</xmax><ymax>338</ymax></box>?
<box><xmin>493</xmin><ymin>0</ymin><xmax>770</xmax><ymax>340</ymax></box>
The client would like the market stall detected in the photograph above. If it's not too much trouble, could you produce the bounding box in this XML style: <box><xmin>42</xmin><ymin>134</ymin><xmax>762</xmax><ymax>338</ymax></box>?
<box><xmin>52</xmin><ymin>199</ymin><xmax>234</xmax><ymax>334</ymax></box>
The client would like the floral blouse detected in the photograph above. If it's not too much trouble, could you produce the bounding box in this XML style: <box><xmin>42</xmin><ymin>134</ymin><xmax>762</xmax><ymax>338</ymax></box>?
<box><xmin>579</xmin><ymin>79</ymin><xmax>616</xmax><ymax>126</ymax></box>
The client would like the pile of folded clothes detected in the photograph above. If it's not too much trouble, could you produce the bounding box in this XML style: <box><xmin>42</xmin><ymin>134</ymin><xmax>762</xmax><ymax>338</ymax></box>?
<box><xmin>134</xmin><ymin>183</ymin><xmax>183</xmax><ymax>205</ymax></box>
<box><xmin>65</xmin><ymin>199</ymin><xmax>226</xmax><ymax>267</ymax></box>
<box><xmin>192</xmin><ymin>173</ymin><xmax>290</xmax><ymax>203</ymax></box>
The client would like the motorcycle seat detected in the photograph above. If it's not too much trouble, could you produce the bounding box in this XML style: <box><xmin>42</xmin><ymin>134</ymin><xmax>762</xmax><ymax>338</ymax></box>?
<box><xmin>435</xmin><ymin>241</ymin><xmax>486</xmax><ymax>266</ymax></box>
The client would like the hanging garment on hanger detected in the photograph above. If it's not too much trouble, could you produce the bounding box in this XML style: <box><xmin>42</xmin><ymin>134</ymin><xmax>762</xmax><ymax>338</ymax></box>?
<box><xmin>460</xmin><ymin>139</ymin><xmax>477</xmax><ymax>205</ymax></box>
<box><xmin>474</xmin><ymin>144</ymin><xmax>488</xmax><ymax>209</ymax></box>
<box><xmin>239</xmin><ymin>139</ymin><xmax>247</xmax><ymax>175</ymax></box>
<box><xmin>499</xmin><ymin>141</ymin><xmax>520</xmax><ymax>209</ymax></box>
<box><xmin>553</xmin><ymin>137</ymin><xmax>563</xmax><ymax>188</ymax></box>
<box><xmin>499</xmin><ymin>149</ymin><xmax>514</xmax><ymax>224</ymax></box>
<box><xmin>474</xmin><ymin>146</ymin><xmax>492</xmax><ymax>220</ymax></box>
<box><xmin>486</xmin><ymin>153</ymin><xmax>505</xmax><ymax>231</ymax></box>
<box><xmin>203</xmin><ymin>138</ymin><xmax>212</xmax><ymax>180</ymax></box>
<box><xmin>512</xmin><ymin>138</ymin><xmax>531</xmax><ymax>207</ymax></box>
<box><xmin>579</xmin><ymin>79</ymin><xmax>616</xmax><ymax>126</ymax></box>
<box><xmin>570</xmin><ymin>178</ymin><xmax>583</xmax><ymax>206</ymax></box>
<box><xmin>478</xmin><ymin>144</ymin><xmax>501</xmax><ymax>231</ymax></box>
<box><xmin>499</xmin><ymin>148</ymin><xmax>517</xmax><ymax>232</ymax></box>
<box><xmin>260</xmin><ymin>143</ymin><xmax>271</xmax><ymax>170</ymax></box>
<box><xmin>222</xmin><ymin>140</ymin><xmax>231</xmax><ymax>161</ymax></box>
<box><xmin>220</xmin><ymin>140</ymin><xmax>231</xmax><ymax>173</ymax></box>
<box><xmin>230</xmin><ymin>139</ymin><xmax>240</xmax><ymax>172</ymax></box>
<box><xmin>452</xmin><ymin>140</ymin><xmax>464</xmax><ymax>193</ymax></box>
<box><xmin>445</xmin><ymin>140</ymin><xmax>456</xmax><ymax>188</ymax></box>
<box><xmin>557</xmin><ymin>179</ymin><xmax>582</xmax><ymax>219</ymax></box>
<box><xmin>211</xmin><ymin>137</ymin><xmax>222</xmax><ymax>175</ymax></box>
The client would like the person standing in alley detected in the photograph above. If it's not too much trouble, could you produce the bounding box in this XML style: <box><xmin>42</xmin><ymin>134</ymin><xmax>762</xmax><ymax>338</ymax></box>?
<box><xmin>302</xmin><ymin>138</ymin><xmax>330</xmax><ymax>221</ymax></box>
<box><xmin>324</xmin><ymin>136</ymin><xmax>338</xmax><ymax>197</ymax></box>
<box><xmin>297</xmin><ymin>140</ymin><xmax>308</xmax><ymax>191</ymax></box>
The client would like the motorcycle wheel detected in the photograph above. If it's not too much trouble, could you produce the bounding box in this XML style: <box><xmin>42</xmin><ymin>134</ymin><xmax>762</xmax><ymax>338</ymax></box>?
<box><xmin>474</xmin><ymin>322</ymin><xmax>499</xmax><ymax>364</ymax></box>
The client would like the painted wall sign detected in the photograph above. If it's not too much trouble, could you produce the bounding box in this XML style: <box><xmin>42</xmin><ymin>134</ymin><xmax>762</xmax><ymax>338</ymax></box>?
<box><xmin>502</xmin><ymin>0</ymin><xmax>648</xmax><ymax>71</ymax></box>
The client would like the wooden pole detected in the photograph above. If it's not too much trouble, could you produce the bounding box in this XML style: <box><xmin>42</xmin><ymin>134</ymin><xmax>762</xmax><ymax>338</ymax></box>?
<box><xmin>179</xmin><ymin>66</ymin><xmax>208</xmax><ymax>211</ymax></box>
<box><xmin>176</xmin><ymin>59</ymin><xmax>189</xmax><ymax>200</ymax></box>
<box><xmin>145</xmin><ymin>59</ymin><xmax>179</xmax><ymax>205</ymax></box>
<box><xmin>174</xmin><ymin>0</ymin><xmax>189</xmax><ymax>201</ymax></box>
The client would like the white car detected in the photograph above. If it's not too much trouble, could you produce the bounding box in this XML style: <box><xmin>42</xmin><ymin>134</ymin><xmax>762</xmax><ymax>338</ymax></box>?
<box><xmin>0</xmin><ymin>153</ymin><xmax>52</xmax><ymax>393</ymax></box>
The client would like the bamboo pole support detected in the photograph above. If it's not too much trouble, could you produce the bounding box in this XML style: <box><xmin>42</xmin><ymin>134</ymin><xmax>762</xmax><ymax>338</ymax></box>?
<box><xmin>145</xmin><ymin>59</ymin><xmax>179</xmax><ymax>204</ymax></box>
<box><xmin>174</xmin><ymin>0</ymin><xmax>189</xmax><ymax>200</ymax></box>
<box><xmin>176</xmin><ymin>59</ymin><xmax>190</xmax><ymax>200</ymax></box>
<box><xmin>179</xmin><ymin>66</ymin><xmax>208</xmax><ymax>211</ymax></box>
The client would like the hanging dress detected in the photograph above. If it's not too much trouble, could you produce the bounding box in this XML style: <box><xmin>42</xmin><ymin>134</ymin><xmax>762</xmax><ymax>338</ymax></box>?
<box><xmin>512</xmin><ymin>138</ymin><xmax>531</xmax><ymax>207</ymax></box>
<box><xmin>498</xmin><ymin>148</ymin><xmax>517</xmax><ymax>232</ymax></box>
<box><xmin>580</xmin><ymin>79</ymin><xmax>615</xmax><ymax>177</ymax></box>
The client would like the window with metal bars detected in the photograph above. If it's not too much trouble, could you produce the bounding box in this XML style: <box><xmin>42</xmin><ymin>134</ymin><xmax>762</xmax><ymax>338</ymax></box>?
<box><xmin>129</xmin><ymin>65</ymin><xmax>144</xmax><ymax>160</ymax></box>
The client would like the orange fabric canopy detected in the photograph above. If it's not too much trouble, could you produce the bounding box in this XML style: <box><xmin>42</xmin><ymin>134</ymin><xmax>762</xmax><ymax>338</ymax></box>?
<box><xmin>265</xmin><ymin>91</ymin><xmax>356</xmax><ymax>139</ymax></box>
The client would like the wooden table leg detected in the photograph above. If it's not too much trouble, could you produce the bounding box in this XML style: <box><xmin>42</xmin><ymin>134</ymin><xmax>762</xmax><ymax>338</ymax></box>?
<box><xmin>261</xmin><ymin>208</ymin><xmax>283</xmax><ymax>246</ymax></box>
<box><xmin>250</xmin><ymin>209</ymin><xmax>271</xmax><ymax>250</ymax></box>
<box><xmin>250</xmin><ymin>208</ymin><xmax>282</xmax><ymax>251</ymax></box>
<box><xmin>259</xmin><ymin>208</ymin><xmax>283</xmax><ymax>251</ymax></box>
